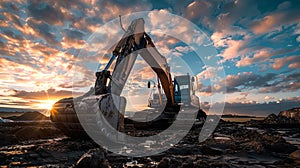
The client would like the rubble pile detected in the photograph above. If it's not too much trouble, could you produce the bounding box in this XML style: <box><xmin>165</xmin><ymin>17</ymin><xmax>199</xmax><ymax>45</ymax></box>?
<box><xmin>263</xmin><ymin>113</ymin><xmax>298</xmax><ymax>125</ymax></box>
<box><xmin>279</xmin><ymin>107</ymin><xmax>300</xmax><ymax>123</ymax></box>
<box><xmin>246</xmin><ymin>108</ymin><xmax>300</xmax><ymax>127</ymax></box>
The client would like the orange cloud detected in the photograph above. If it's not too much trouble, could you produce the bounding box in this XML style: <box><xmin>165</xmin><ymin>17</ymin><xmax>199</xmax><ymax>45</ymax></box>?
<box><xmin>272</xmin><ymin>55</ymin><xmax>300</xmax><ymax>70</ymax></box>
<box><xmin>197</xmin><ymin>67</ymin><xmax>217</xmax><ymax>80</ymax></box>
<box><xmin>13</xmin><ymin>88</ymin><xmax>83</xmax><ymax>100</ymax></box>
<box><xmin>250</xmin><ymin>5</ymin><xmax>300</xmax><ymax>35</ymax></box>
<box><xmin>222</xmin><ymin>39</ymin><xmax>245</xmax><ymax>60</ymax></box>
<box><xmin>236</xmin><ymin>48</ymin><xmax>273</xmax><ymax>67</ymax></box>
<box><xmin>251</xmin><ymin>14</ymin><xmax>283</xmax><ymax>34</ymax></box>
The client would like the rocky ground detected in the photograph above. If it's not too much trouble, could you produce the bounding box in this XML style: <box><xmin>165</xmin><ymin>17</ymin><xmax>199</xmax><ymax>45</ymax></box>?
<box><xmin>0</xmin><ymin>121</ymin><xmax>299</xmax><ymax>167</ymax></box>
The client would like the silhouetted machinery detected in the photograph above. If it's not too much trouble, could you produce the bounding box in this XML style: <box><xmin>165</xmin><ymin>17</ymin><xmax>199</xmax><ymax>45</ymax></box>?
<box><xmin>50</xmin><ymin>18</ymin><xmax>206</xmax><ymax>138</ymax></box>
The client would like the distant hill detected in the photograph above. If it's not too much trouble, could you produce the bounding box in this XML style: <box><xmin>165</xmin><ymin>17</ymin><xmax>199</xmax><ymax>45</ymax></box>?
<box><xmin>222</xmin><ymin>114</ymin><xmax>257</xmax><ymax>118</ymax></box>
<box><xmin>0</xmin><ymin>107</ymin><xmax>44</xmax><ymax>112</ymax></box>
<box><xmin>5</xmin><ymin>111</ymin><xmax>49</xmax><ymax>121</ymax></box>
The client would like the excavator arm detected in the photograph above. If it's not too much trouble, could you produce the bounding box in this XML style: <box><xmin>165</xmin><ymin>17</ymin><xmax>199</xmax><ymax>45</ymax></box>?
<box><xmin>95</xmin><ymin>18</ymin><xmax>175</xmax><ymax>106</ymax></box>
<box><xmin>140</xmin><ymin>35</ymin><xmax>175</xmax><ymax>105</ymax></box>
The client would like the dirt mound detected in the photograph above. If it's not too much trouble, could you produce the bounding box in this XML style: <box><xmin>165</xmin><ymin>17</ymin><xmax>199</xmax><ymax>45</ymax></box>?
<box><xmin>15</xmin><ymin>126</ymin><xmax>62</xmax><ymax>141</ymax></box>
<box><xmin>0</xmin><ymin>122</ymin><xmax>63</xmax><ymax>147</ymax></box>
<box><xmin>5</xmin><ymin>112</ymin><xmax>49</xmax><ymax>121</ymax></box>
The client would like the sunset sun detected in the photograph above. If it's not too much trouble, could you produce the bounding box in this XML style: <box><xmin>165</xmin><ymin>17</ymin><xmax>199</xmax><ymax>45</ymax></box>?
<box><xmin>36</xmin><ymin>100</ymin><xmax>57</xmax><ymax>110</ymax></box>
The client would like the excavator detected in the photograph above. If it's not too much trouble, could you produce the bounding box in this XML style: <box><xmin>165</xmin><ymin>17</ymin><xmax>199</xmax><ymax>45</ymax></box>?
<box><xmin>50</xmin><ymin>18</ymin><xmax>206</xmax><ymax>138</ymax></box>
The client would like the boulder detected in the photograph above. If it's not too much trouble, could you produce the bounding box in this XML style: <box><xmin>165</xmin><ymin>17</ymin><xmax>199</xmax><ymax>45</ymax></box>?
<box><xmin>290</xmin><ymin>150</ymin><xmax>300</xmax><ymax>159</ymax></box>
<box><xmin>263</xmin><ymin>113</ymin><xmax>279</xmax><ymax>124</ymax></box>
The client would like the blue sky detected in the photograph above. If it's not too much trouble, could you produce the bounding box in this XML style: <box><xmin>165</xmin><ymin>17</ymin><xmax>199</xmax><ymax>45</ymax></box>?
<box><xmin>0</xmin><ymin>0</ymin><xmax>299</xmax><ymax>115</ymax></box>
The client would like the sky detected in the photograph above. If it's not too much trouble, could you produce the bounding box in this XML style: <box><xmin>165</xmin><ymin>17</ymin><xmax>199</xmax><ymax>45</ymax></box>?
<box><xmin>0</xmin><ymin>0</ymin><xmax>299</xmax><ymax>116</ymax></box>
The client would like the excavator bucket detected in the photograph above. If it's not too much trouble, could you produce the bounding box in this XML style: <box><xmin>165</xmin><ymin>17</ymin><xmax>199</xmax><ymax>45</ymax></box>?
<box><xmin>50</xmin><ymin>93</ymin><xmax>126</xmax><ymax>139</ymax></box>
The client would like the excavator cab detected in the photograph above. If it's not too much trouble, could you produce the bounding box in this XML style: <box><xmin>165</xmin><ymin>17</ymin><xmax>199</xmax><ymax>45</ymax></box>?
<box><xmin>147</xmin><ymin>73</ymin><xmax>197</xmax><ymax>108</ymax></box>
<box><xmin>174</xmin><ymin>75</ymin><xmax>192</xmax><ymax>106</ymax></box>
<box><xmin>173</xmin><ymin>78</ymin><xmax>182</xmax><ymax>105</ymax></box>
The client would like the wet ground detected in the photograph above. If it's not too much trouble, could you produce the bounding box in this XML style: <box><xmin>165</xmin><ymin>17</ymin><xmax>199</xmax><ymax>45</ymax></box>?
<box><xmin>0</xmin><ymin>122</ymin><xmax>299</xmax><ymax>167</ymax></box>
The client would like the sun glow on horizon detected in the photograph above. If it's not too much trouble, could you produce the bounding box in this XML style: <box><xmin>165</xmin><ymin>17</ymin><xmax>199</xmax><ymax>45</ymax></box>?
<box><xmin>35</xmin><ymin>100</ymin><xmax>57</xmax><ymax>110</ymax></box>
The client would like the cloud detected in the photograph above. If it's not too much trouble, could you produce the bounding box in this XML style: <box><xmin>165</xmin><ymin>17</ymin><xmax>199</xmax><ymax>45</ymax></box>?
<box><xmin>184</xmin><ymin>1</ymin><xmax>213</xmax><ymax>21</ymax></box>
<box><xmin>13</xmin><ymin>88</ymin><xmax>84</xmax><ymax>100</ymax></box>
<box><xmin>0</xmin><ymin>98</ymin><xmax>35</xmax><ymax>108</ymax></box>
<box><xmin>272</xmin><ymin>55</ymin><xmax>300</xmax><ymax>70</ymax></box>
<box><xmin>240</xmin><ymin>92</ymin><xmax>249</xmax><ymax>96</ymax></box>
<box><xmin>148</xmin><ymin>9</ymin><xmax>206</xmax><ymax>45</ymax></box>
<box><xmin>174</xmin><ymin>46</ymin><xmax>192</xmax><ymax>53</ymax></box>
<box><xmin>61</xmin><ymin>28</ymin><xmax>86</xmax><ymax>49</ymax></box>
<box><xmin>259</xmin><ymin>81</ymin><xmax>300</xmax><ymax>93</ymax></box>
<box><xmin>286</xmin><ymin>72</ymin><xmax>300</xmax><ymax>80</ymax></box>
<box><xmin>97</xmin><ymin>0</ymin><xmax>152</xmax><ymax>22</ymax></box>
<box><xmin>149</xmin><ymin>34</ymin><xmax>181</xmax><ymax>57</ymax></box>
<box><xmin>220</xmin><ymin>97</ymin><xmax>300</xmax><ymax>116</ymax></box>
<box><xmin>250</xmin><ymin>1</ymin><xmax>300</xmax><ymax>34</ymax></box>
<box><xmin>197</xmin><ymin>67</ymin><xmax>217</xmax><ymax>80</ymax></box>
<box><xmin>123</xmin><ymin>59</ymin><xmax>157</xmax><ymax>92</ymax></box>
<box><xmin>210</xmin><ymin>31</ymin><xmax>228</xmax><ymax>48</ymax></box>
<box><xmin>198</xmin><ymin>72</ymin><xmax>284</xmax><ymax>96</ymax></box>
<box><xmin>259</xmin><ymin>72</ymin><xmax>300</xmax><ymax>93</ymax></box>
<box><xmin>184</xmin><ymin>0</ymin><xmax>257</xmax><ymax>36</ymax></box>
<box><xmin>221</xmin><ymin>39</ymin><xmax>246</xmax><ymax>60</ymax></box>
<box><xmin>235</xmin><ymin>92</ymin><xmax>250</xmax><ymax>101</ymax></box>
<box><xmin>183</xmin><ymin>0</ymin><xmax>300</xmax><ymax>70</ymax></box>
<box><xmin>0</xmin><ymin>56</ymin><xmax>84</xmax><ymax>93</ymax></box>
<box><xmin>236</xmin><ymin>46</ymin><xmax>300</xmax><ymax>69</ymax></box>
<box><xmin>251</xmin><ymin>14</ymin><xmax>283</xmax><ymax>35</ymax></box>
<box><xmin>25</xmin><ymin>17</ymin><xmax>60</xmax><ymax>45</ymax></box>
<box><xmin>58</xmin><ymin>79</ymin><xmax>94</xmax><ymax>89</ymax></box>
<box><xmin>27</xmin><ymin>0</ymin><xmax>64</xmax><ymax>26</ymax></box>
<box><xmin>264</xmin><ymin>96</ymin><xmax>275</xmax><ymax>101</ymax></box>
<box><xmin>226</xmin><ymin>72</ymin><xmax>276</xmax><ymax>89</ymax></box>
<box><xmin>201</xmin><ymin>95</ymin><xmax>300</xmax><ymax>116</ymax></box>
<box><xmin>236</xmin><ymin>48</ymin><xmax>273</xmax><ymax>67</ymax></box>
